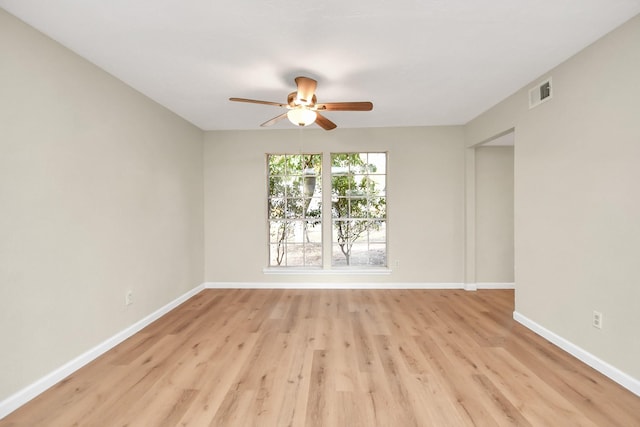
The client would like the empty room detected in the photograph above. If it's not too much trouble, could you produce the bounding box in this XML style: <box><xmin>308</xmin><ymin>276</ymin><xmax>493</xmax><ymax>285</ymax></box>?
<box><xmin>1</xmin><ymin>1</ymin><xmax>639</xmax><ymax>425</ymax></box>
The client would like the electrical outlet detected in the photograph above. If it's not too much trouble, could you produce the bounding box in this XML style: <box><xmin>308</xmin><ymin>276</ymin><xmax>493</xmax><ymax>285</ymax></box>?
<box><xmin>592</xmin><ymin>310</ymin><xmax>603</xmax><ymax>329</ymax></box>
<box><xmin>125</xmin><ymin>290</ymin><xmax>133</xmax><ymax>306</ymax></box>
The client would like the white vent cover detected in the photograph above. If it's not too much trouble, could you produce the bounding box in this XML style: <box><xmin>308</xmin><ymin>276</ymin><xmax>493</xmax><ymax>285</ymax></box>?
<box><xmin>529</xmin><ymin>77</ymin><xmax>552</xmax><ymax>109</ymax></box>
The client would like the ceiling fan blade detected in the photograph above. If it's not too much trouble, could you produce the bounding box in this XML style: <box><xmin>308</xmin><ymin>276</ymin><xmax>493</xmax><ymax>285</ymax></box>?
<box><xmin>260</xmin><ymin>112</ymin><xmax>288</xmax><ymax>127</ymax></box>
<box><xmin>315</xmin><ymin>113</ymin><xmax>337</xmax><ymax>131</ymax></box>
<box><xmin>294</xmin><ymin>77</ymin><xmax>317</xmax><ymax>105</ymax></box>
<box><xmin>229</xmin><ymin>97</ymin><xmax>287</xmax><ymax>108</ymax></box>
<box><xmin>315</xmin><ymin>101</ymin><xmax>373</xmax><ymax>111</ymax></box>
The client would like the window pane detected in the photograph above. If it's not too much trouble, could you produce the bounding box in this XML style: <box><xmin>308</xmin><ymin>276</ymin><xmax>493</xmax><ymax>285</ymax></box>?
<box><xmin>304</xmin><ymin>221</ymin><xmax>322</xmax><ymax>266</ymax></box>
<box><xmin>369</xmin><ymin>221</ymin><xmax>386</xmax><ymax>242</ymax></box>
<box><xmin>367</xmin><ymin>153</ymin><xmax>386</xmax><ymax>174</ymax></box>
<box><xmin>368</xmin><ymin>197</ymin><xmax>386</xmax><ymax>219</ymax></box>
<box><xmin>287</xmin><ymin>175</ymin><xmax>302</xmax><ymax>195</ymax></box>
<box><xmin>286</xmin><ymin>243</ymin><xmax>304</xmax><ymax>265</ymax></box>
<box><xmin>332</xmin><ymin>196</ymin><xmax>347</xmax><ymax>219</ymax></box>
<box><xmin>285</xmin><ymin>221</ymin><xmax>304</xmax><ymax>243</ymax></box>
<box><xmin>269</xmin><ymin>177</ymin><xmax>285</xmax><ymax>197</ymax></box>
<box><xmin>286</xmin><ymin>198</ymin><xmax>305</xmax><ymax>218</ymax></box>
<box><xmin>348</xmin><ymin>243</ymin><xmax>370</xmax><ymax>266</ymax></box>
<box><xmin>270</xmin><ymin>243</ymin><xmax>285</xmax><ymax>266</ymax></box>
<box><xmin>331</xmin><ymin>176</ymin><xmax>350</xmax><ymax>195</ymax></box>
<box><xmin>268</xmin><ymin>198</ymin><xmax>285</xmax><ymax>219</ymax></box>
<box><xmin>331</xmin><ymin>153</ymin><xmax>351</xmax><ymax>169</ymax></box>
<box><xmin>332</xmin><ymin>244</ymin><xmax>349</xmax><ymax>266</ymax></box>
<box><xmin>369</xmin><ymin>175</ymin><xmax>386</xmax><ymax>196</ymax></box>
<box><xmin>305</xmin><ymin>220</ymin><xmax>322</xmax><ymax>243</ymax></box>
<box><xmin>332</xmin><ymin>219</ymin><xmax>353</xmax><ymax>244</ymax></box>
<box><xmin>348</xmin><ymin>197</ymin><xmax>369</xmax><ymax>219</ymax></box>
<box><xmin>351</xmin><ymin>175</ymin><xmax>369</xmax><ymax>195</ymax></box>
<box><xmin>269</xmin><ymin>220</ymin><xmax>290</xmax><ymax>266</ymax></box>
<box><xmin>331</xmin><ymin>219</ymin><xmax>371</xmax><ymax>265</ymax></box>
<box><xmin>305</xmin><ymin>197</ymin><xmax>322</xmax><ymax>219</ymax></box>
<box><xmin>287</xmin><ymin>155</ymin><xmax>303</xmax><ymax>174</ymax></box>
<box><xmin>368</xmin><ymin>244</ymin><xmax>387</xmax><ymax>266</ymax></box>
<box><xmin>269</xmin><ymin>221</ymin><xmax>288</xmax><ymax>243</ymax></box>
<box><xmin>302</xmin><ymin>174</ymin><xmax>318</xmax><ymax>198</ymax></box>
<box><xmin>269</xmin><ymin>155</ymin><xmax>286</xmax><ymax>176</ymax></box>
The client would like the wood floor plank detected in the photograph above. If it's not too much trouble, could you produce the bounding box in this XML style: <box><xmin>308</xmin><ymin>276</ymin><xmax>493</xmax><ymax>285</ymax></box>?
<box><xmin>372</xmin><ymin>334</ymin><xmax>425</xmax><ymax>427</ymax></box>
<box><xmin>2</xmin><ymin>289</ymin><xmax>639</xmax><ymax>426</ymax></box>
<box><xmin>174</xmin><ymin>332</ymin><xmax>260</xmax><ymax>426</ymax></box>
<box><xmin>349</xmin><ymin>311</ymin><xmax>380</xmax><ymax>373</ymax></box>
<box><xmin>304</xmin><ymin>349</ymin><xmax>329</xmax><ymax>427</ymax></box>
<box><xmin>471</xmin><ymin>374</ymin><xmax>531</xmax><ymax>427</ymax></box>
<box><xmin>414</xmin><ymin>329</ymin><xmax>502</xmax><ymax>425</ymax></box>
<box><xmin>276</xmin><ymin>328</ymin><xmax>314</xmax><ymax>427</ymax></box>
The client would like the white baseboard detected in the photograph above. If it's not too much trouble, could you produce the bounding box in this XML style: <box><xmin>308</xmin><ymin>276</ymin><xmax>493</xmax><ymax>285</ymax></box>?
<box><xmin>513</xmin><ymin>311</ymin><xmax>640</xmax><ymax>397</ymax></box>
<box><xmin>205</xmin><ymin>282</ymin><xmax>515</xmax><ymax>290</ymax></box>
<box><xmin>205</xmin><ymin>282</ymin><xmax>466</xmax><ymax>290</ymax></box>
<box><xmin>0</xmin><ymin>283</ymin><xmax>205</xmax><ymax>420</ymax></box>
<box><xmin>263</xmin><ymin>268</ymin><xmax>392</xmax><ymax>275</ymax></box>
<box><xmin>477</xmin><ymin>282</ymin><xmax>515</xmax><ymax>289</ymax></box>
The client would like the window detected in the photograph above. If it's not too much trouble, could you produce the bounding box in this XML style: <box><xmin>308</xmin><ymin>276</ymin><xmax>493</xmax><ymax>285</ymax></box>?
<box><xmin>268</xmin><ymin>154</ymin><xmax>322</xmax><ymax>267</ymax></box>
<box><xmin>267</xmin><ymin>152</ymin><xmax>387</xmax><ymax>269</ymax></box>
<box><xmin>331</xmin><ymin>153</ymin><xmax>386</xmax><ymax>267</ymax></box>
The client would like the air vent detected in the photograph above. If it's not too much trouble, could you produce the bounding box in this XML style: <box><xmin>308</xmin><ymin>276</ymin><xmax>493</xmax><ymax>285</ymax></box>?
<box><xmin>529</xmin><ymin>77</ymin><xmax>552</xmax><ymax>109</ymax></box>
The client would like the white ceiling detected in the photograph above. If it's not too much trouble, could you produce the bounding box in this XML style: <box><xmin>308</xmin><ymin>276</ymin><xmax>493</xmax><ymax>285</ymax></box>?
<box><xmin>2</xmin><ymin>1</ymin><xmax>639</xmax><ymax>131</ymax></box>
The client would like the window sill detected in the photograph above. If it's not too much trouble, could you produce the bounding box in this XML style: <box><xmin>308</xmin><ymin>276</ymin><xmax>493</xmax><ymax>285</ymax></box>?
<box><xmin>263</xmin><ymin>267</ymin><xmax>392</xmax><ymax>276</ymax></box>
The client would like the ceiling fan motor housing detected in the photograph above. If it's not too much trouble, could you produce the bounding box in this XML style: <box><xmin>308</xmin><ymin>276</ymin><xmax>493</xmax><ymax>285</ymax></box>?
<box><xmin>288</xmin><ymin>92</ymin><xmax>316</xmax><ymax>107</ymax></box>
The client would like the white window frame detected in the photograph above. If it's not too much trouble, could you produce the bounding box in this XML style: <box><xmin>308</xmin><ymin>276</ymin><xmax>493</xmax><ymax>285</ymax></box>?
<box><xmin>266</xmin><ymin>153</ymin><xmax>323</xmax><ymax>268</ymax></box>
<box><xmin>265</xmin><ymin>151</ymin><xmax>390</xmax><ymax>275</ymax></box>
<box><xmin>330</xmin><ymin>152</ymin><xmax>387</xmax><ymax>268</ymax></box>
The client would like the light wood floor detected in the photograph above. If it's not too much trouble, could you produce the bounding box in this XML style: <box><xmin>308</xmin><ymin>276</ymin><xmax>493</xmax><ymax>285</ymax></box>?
<box><xmin>2</xmin><ymin>289</ymin><xmax>639</xmax><ymax>426</ymax></box>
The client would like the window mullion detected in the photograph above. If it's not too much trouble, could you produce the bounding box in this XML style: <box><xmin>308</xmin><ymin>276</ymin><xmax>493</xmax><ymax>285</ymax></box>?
<box><xmin>321</xmin><ymin>152</ymin><xmax>332</xmax><ymax>269</ymax></box>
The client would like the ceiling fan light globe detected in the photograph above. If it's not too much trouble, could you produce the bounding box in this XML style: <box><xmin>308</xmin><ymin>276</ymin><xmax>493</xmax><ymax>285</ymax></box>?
<box><xmin>287</xmin><ymin>108</ymin><xmax>317</xmax><ymax>127</ymax></box>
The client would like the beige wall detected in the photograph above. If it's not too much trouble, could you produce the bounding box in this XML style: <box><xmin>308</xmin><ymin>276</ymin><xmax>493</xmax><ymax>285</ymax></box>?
<box><xmin>475</xmin><ymin>146</ymin><xmax>514</xmax><ymax>283</ymax></box>
<box><xmin>0</xmin><ymin>9</ymin><xmax>204</xmax><ymax>401</ymax></box>
<box><xmin>204</xmin><ymin>127</ymin><xmax>465</xmax><ymax>283</ymax></box>
<box><xmin>466</xmin><ymin>15</ymin><xmax>640</xmax><ymax>379</ymax></box>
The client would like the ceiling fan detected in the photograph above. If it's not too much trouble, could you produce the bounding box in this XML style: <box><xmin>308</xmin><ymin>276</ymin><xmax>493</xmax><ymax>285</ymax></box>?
<box><xmin>229</xmin><ymin>76</ymin><xmax>373</xmax><ymax>130</ymax></box>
